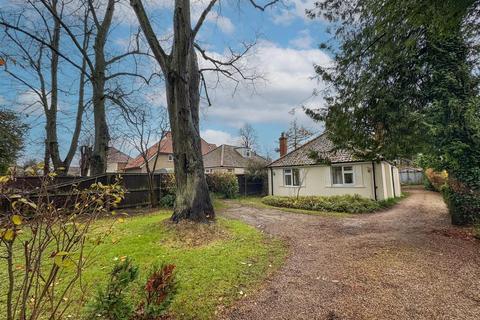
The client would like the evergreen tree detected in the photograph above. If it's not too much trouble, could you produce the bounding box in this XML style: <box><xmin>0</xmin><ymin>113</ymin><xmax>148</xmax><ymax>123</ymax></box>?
<box><xmin>0</xmin><ymin>108</ymin><xmax>28</xmax><ymax>174</ymax></box>
<box><xmin>307</xmin><ymin>0</ymin><xmax>480</xmax><ymax>224</ymax></box>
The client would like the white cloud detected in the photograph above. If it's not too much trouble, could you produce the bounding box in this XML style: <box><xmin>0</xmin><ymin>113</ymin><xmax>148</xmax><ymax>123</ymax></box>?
<box><xmin>199</xmin><ymin>40</ymin><xmax>331</xmax><ymax>129</ymax></box>
<box><xmin>200</xmin><ymin>129</ymin><xmax>238</xmax><ymax>146</ymax></box>
<box><xmin>16</xmin><ymin>90</ymin><xmax>45</xmax><ymax>115</ymax></box>
<box><xmin>289</xmin><ymin>29</ymin><xmax>313</xmax><ymax>49</ymax></box>
<box><xmin>271</xmin><ymin>0</ymin><xmax>316</xmax><ymax>25</ymax></box>
<box><xmin>115</xmin><ymin>0</ymin><xmax>234</xmax><ymax>35</ymax></box>
<box><xmin>206</xmin><ymin>14</ymin><xmax>235</xmax><ymax>35</ymax></box>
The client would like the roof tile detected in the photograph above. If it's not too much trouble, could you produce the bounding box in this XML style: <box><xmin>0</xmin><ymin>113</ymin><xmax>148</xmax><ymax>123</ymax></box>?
<box><xmin>268</xmin><ymin>133</ymin><xmax>356</xmax><ymax>167</ymax></box>
<box><xmin>125</xmin><ymin>132</ymin><xmax>216</xmax><ymax>169</ymax></box>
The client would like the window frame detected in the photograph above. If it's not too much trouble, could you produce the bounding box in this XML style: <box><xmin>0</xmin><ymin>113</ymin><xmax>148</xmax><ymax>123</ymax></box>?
<box><xmin>331</xmin><ymin>165</ymin><xmax>355</xmax><ymax>186</ymax></box>
<box><xmin>168</xmin><ymin>154</ymin><xmax>174</xmax><ymax>162</ymax></box>
<box><xmin>283</xmin><ymin>168</ymin><xmax>300</xmax><ymax>187</ymax></box>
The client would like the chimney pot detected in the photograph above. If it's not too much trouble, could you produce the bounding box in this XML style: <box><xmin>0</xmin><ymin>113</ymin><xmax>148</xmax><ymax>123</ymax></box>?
<box><xmin>279</xmin><ymin>132</ymin><xmax>287</xmax><ymax>157</ymax></box>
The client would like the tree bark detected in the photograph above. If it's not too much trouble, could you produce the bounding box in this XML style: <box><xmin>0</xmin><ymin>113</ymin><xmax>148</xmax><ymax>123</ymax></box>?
<box><xmin>168</xmin><ymin>0</ymin><xmax>214</xmax><ymax>222</ymax></box>
<box><xmin>89</xmin><ymin>0</ymin><xmax>115</xmax><ymax>176</ymax></box>
<box><xmin>45</xmin><ymin>0</ymin><xmax>61</xmax><ymax>174</ymax></box>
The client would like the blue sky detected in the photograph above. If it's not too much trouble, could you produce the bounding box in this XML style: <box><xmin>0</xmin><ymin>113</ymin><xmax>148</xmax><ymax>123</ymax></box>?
<box><xmin>1</xmin><ymin>0</ymin><xmax>332</xmax><ymax>163</ymax></box>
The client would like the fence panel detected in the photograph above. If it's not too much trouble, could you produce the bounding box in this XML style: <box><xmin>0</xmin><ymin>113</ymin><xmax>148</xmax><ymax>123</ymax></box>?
<box><xmin>2</xmin><ymin>173</ymin><xmax>267</xmax><ymax>212</ymax></box>
<box><xmin>399</xmin><ymin>169</ymin><xmax>423</xmax><ymax>185</ymax></box>
<box><xmin>237</xmin><ymin>175</ymin><xmax>266</xmax><ymax>196</ymax></box>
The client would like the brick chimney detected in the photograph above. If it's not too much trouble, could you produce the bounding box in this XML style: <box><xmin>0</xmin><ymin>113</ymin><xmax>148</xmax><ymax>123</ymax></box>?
<box><xmin>279</xmin><ymin>132</ymin><xmax>287</xmax><ymax>157</ymax></box>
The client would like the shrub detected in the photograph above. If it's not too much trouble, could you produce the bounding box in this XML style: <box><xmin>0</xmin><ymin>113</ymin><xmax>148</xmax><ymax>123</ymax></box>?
<box><xmin>136</xmin><ymin>264</ymin><xmax>177</xmax><ymax>319</ymax></box>
<box><xmin>424</xmin><ymin>168</ymin><xmax>447</xmax><ymax>191</ymax></box>
<box><xmin>262</xmin><ymin>194</ymin><xmax>389</xmax><ymax>213</ymax></box>
<box><xmin>0</xmin><ymin>172</ymin><xmax>125</xmax><ymax>320</ymax></box>
<box><xmin>206</xmin><ymin>172</ymin><xmax>239</xmax><ymax>199</ymax></box>
<box><xmin>443</xmin><ymin>181</ymin><xmax>480</xmax><ymax>225</ymax></box>
<box><xmin>159</xmin><ymin>194</ymin><xmax>175</xmax><ymax>208</ymax></box>
<box><xmin>86</xmin><ymin>258</ymin><xmax>139</xmax><ymax>320</ymax></box>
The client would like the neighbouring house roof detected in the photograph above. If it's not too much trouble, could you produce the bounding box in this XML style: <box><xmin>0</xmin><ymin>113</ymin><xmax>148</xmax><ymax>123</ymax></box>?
<box><xmin>125</xmin><ymin>132</ymin><xmax>216</xmax><ymax>169</ymax></box>
<box><xmin>203</xmin><ymin>145</ymin><xmax>268</xmax><ymax>169</ymax></box>
<box><xmin>67</xmin><ymin>166</ymin><xmax>81</xmax><ymax>176</ymax></box>
<box><xmin>107</xmin><ymin>147</ymin><xmax>130</xmax><ymax>163</ymax></box>
<box><xmin>268</xmin><ymin>133</ymin><xmax>356</xmax><ymax>167</ymax></box>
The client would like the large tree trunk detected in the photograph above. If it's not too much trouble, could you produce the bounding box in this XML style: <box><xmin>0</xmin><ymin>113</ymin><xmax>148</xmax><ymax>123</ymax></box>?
<box><xmin>45</xmin><ymin>0</ymin><xmax>60</xmax><ymax>174</ymax></box>
<box><xmin>89</xmin><ymin>0</ymin><xmax>115</xmax><ymax>176</ymax></box>
<box><xmin>168</xmin><ymin>0</ymin><xmax>214</xmax><ymax>222</ymax></box>
<box><xmin>90</xmin><ymin>71</ymin><xmax>109</xmax><ymax>176</ymax></box>
<box><xmin>43</xmin><ymin>0</ymin><xmax>86</xmax><ymax>176</ymax></box>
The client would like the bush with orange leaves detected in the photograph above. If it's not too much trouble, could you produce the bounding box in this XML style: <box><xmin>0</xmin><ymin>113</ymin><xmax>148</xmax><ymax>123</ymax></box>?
<box><xmin>424</xmin><ymin>168</ymin><xmax>448</xmax><ymax>191</ymax></box>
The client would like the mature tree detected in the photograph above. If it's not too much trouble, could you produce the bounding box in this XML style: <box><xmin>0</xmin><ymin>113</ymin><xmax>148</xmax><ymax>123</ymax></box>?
<box><xmin>123</xmin><ymin>106</ymin><xmax>170</xmax><ymax>207</ymax></box>
<box><xmin>239</xmin><ymin>123</ymin><xmax>258</xmax><ymax>150</ymax></box>
<box><xmin>0</xmin><ymin>108</ymin><xmax>28</xmax><ymax>174</ymax></box>
<box><xmin>0</xmin><ymin>1</ymin><xmax>89</xmax><ymax>175</ymax></box>
<box><xmin>130</xmin><ymin>0</ymin><xmax>278</xmax><ymax>222</ymax></box>
<box><xmin>307</xmin><ymin>0</ymin><xmax>480</xmax><ymax>224</ymax></box>
<box><xmin>1</xmin><ymin>0</ymin><xmax>154</xmax><ymax>176</ymax></box>
<box><xmin>285</xmin><ymin>118</ymin><xmax>313</xmax><ymax>150</ymax></box>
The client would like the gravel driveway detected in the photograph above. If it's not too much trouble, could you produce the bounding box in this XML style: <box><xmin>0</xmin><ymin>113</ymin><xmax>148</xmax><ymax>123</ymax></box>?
<box><xmin>220</xmin><ymin>188</ymin><xmax>480</xmax><ymax>320</ymax></box>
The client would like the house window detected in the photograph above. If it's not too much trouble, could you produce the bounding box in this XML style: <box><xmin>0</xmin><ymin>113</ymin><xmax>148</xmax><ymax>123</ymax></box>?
<box><xmin>205</xmin><ymin>169</ymin><xmax>211</xmax><ymax>174</ymax></box>
<box><xmin>245</xmin><ymin>149</ymin><xmax>251</xmax><ymax>157</ymax></box>
<box><xmin>168</xmin><ymin>154</ymin><xmax>173</xmax><ymax>162</ymax></box>
<box><xmin>284</xmin><ymin>168</ymin><xmax>300</xmax><ymax>186</ymax></box>
<box><xmin>332</xmin><ymin>166</ymin><xmax>354</xmax><ymax>185</ymax></box>
<box><xmin>227</xmin><ymin>168</ymin><xmax>234</xmax><ymax>173</ymax></box>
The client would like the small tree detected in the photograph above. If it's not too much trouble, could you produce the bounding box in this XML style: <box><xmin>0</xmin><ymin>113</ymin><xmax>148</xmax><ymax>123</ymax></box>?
<box><xmin>285</xmin><ymin>119</ymin><xmax>313</xmax><ymax>150</ymax></box>
<box><xmin>124</xmin><ymin>107</ymin><xmax>170</xmax><ymax>207</ymax></box>
<box><xmin>0</xmin><ymin>108</ymin><xmax>28</xmax><ymax>174</ymax></box>
<box><xmin>239</xmin><ymin>123</ymin><xmax>258</xmax><ymax>150</ymax></box>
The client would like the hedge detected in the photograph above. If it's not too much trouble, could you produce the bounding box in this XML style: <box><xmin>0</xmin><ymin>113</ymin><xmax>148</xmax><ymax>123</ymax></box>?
<box><xmin>206</xmin><ymin>172</ymin><xmax>239</xmax><ymax>199</ymax></box>
<box><xmin>261</xmin><ymin>194</ymin><xmax>399</xmax><ymax>214</ymax></box>
<box><xmin>159</xmin><ymin>173</ymin><xmax>239</xmax><ymax>206</ymax></box>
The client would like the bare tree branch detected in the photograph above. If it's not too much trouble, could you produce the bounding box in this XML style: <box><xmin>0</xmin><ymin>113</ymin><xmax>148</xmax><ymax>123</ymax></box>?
<box><xmin>192</xmin><ymin>0</ymin><xmax>218</xmax><ymax>40</ymax></box>
<box><xmin>248</xmin><ymin>0</ymin><xmax>280</xmax><ymax>11</ymax></box>
<box><xmin>130</xmin><ymin>0</ymin><xmax>169</xmax><ymax>72</ymax></box>
<box><xmin>0</xmin><ymin>21</ymin><xmax>91</xmax><ymax>79</ymax></box>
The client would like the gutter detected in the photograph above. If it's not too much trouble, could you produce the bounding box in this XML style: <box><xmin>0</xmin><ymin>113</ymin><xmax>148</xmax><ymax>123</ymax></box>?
<box><xmin>372</xmin><ymin>161</ymin><xmax>377</xmax><ymax>201</ymax></box>
<box><xmin>391</xmin><ymin>165</ymin><xmax>396</xmax><ymax>197</ymax></box>
<box><xmin>270</xmin><ymin>167</ymin><xmax>274</xmax><ymax>195</ymax></box>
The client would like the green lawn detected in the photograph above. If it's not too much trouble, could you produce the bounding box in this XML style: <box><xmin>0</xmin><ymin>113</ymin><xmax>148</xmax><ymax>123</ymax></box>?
<box><xmin>0</xmin><ymin>210</ymin><xmax>286</xmax><ymax>320</ymax></box>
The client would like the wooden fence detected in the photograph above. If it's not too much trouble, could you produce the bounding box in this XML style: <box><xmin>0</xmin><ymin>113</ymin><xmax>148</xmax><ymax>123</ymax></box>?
<box><xmin>2</xmin><ymin>173</ymin><xmax>266</xmax><ymax>211</ymax></box>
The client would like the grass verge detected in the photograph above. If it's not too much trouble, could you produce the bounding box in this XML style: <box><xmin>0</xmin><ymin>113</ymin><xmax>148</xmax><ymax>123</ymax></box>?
<box><xmin>0</xmin><ymin>211</ymin><xmax>286</xmax><ymax>320</ymax></box>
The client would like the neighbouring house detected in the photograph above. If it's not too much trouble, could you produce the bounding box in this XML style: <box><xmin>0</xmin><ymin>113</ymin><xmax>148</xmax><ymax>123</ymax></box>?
<box><xmin>267</xmin><ymin>133</ymin><xmax>401</xmax><ymax>200</ymax></box>
<box><xmin>67</xmin><ymin>166</ymin><xmax>81</xmax><ymax>176</ymax></box>
<box><xmin>203</xmin><ymin>145</ymin><xmax>268</xmax><ymax>175</ymax></box>
<box><xmin>106</xmin><ymin>147</ymin><xmax>131</xmax><ymax>173</ymax></box>
<box><xmin>124</xmin><ymin>132</ymin><xmax>216</xmax><ymax>173</ymax></box>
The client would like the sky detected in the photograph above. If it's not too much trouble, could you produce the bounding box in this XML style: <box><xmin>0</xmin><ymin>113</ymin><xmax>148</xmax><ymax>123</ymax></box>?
<box><xmin>1</xmin><ymin>0</ymin><xmax>332</xmax><ymax>163</ymax></box>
